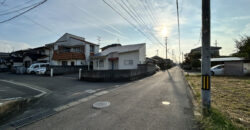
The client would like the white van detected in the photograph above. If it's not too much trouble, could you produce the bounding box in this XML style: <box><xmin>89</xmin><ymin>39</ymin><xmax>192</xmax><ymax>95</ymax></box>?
<box><xmin>27</xmin><ymin>63</ymin><xmax>49</xmax><ymax>74</ymax></box>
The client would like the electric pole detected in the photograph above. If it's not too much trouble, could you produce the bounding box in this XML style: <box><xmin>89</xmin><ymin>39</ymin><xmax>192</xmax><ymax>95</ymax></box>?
<box><xmin>165</xmin><ymin>37</ymin><xmax>168</xmax><ymax>59</ymax></box>
<box><xmin>156</xmin><ymin>49</ymin><xmax>159</xmax><ymax>56</ymax></box>
<box><xmin>201</xmin><ymin>0</ymin><xmax>211</xmax><ymax>115</ymax></box>
<box><xmin>182</xmin><ymin>52</ymin><xmax>184</xmax><ymax>63</ymax></box>
<box><xmin>97</xmin><ymin>36</ymin><xmax>101</xmax><ymax>45</ymax></box>
<box><xmin>215</xmin><ymin>40</ymin><xmax>217</xmax><ymax>47</ymax></box>
<box><xmin>172</xmin><ymin>49</ymin><xmax>174</xmax><ymax>62</ymax></box>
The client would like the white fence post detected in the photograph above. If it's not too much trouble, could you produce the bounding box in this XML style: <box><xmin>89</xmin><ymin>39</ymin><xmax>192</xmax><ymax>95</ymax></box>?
<box><xmin>79</xmin><ymin>68</ymin><xmax>82</xmax><ymax>80</ymax></box>
<box><xmin>50</xmin><ymin>68</ymin><xmax>53</xmax><ymax>77</ymax></box>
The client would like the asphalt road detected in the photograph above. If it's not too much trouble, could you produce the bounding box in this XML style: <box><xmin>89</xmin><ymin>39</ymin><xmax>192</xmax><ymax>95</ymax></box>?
<box><xmin>0</xmin><ymin>73</ymin><xmax>125</xmax><ymax>128</ymax></box>
<box><xmin>0</xmin><ymin>80</ymin><xmax>39</xmax><ymax>99</ymax></box>
<box><xmin>21</xmin><ymin>67</ymin><xmax>198</xmax><ymax>130</ymax></box>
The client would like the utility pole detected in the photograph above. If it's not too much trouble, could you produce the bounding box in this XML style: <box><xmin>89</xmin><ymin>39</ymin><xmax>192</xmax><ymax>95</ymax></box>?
<box><xmin>182</xmin><ymin>52</ymin><xmax>184</xmax><ymax>63</ymax></box>
<box><xmin>172</xmin><ymin>49</ymin><xmax>174</xmax><ymax>62</ymax></box>
<box><xmin>201</xmin><ymin>0</ymin><xmax>211</xmax><ymax>115</ymax></box>
<box><xmin>156</xmin><ymin>49</ymin><xmax>159</xmax><ymax>56</ymax></box>
<box><xmin>165</xmin><ymin>37</ymin><xmax>168</xmax><ymax>59</ymax></box>
<box><xmin>97</xmin><ymin>36</ymin><xmax>101</xmax><ymax>45</ymax></box>
<box><xmin>215</xmin><ymin>40</ymin><xmax>217</xmax><ymax>47</ymax></box>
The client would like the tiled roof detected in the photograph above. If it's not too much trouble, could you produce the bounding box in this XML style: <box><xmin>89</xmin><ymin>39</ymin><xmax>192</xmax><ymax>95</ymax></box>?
<box><xmin>52</xmin><ymin>51</ymin><xmax>85</xmax><ymax>60</ymax></box>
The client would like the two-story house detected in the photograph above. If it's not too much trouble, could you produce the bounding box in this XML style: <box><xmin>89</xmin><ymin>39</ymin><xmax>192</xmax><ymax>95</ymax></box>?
<box><xmin>45</xmin><ymin>33</ymin><xmax>99</xmax><ymax>66</ymax></box>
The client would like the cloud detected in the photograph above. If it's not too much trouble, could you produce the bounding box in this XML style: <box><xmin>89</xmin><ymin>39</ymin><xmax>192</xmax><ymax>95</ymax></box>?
<box><xmin>0</xmin><ymin>40</ymin><xmax>33</xmax><ymax>52</ymax></box>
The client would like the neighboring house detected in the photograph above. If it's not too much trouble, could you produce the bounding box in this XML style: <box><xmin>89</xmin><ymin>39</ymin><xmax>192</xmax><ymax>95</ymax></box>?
<box><xmin>45</xmin><ymin>33</ymin><xmax>99</xmax><ymax>66</ymax></box>
<box><xmin>151</xmin><ymin>56</ymin><xmax>172</xmax><ymax>70</ymax></box>
<box><xmin>210</xmin><ymin>57</ymin><xmax>250</xmax><ymax>75</ymax></box>
<box><xmin>0</xmin><ymin>52</ymin><xmax>10</xmax><ymax>71</ymax></box>
<box><xmin>10</xmin><ymin>47</ymin><xmax>49</xmax><ymax>68</ymax></box>
<box><xmin>91</xmin><ymin>43</ymin><xmax>146</xmax><ymax>70</ymax></box>
<box><xmin>23</xmin><ymin>46</ymin><xmax>50</xmax><ymax>67</ymax></box>
<box><xmin>191</xmin><ymin>46</ymin><xmax>222</xmax><ymax>57</ymax></box>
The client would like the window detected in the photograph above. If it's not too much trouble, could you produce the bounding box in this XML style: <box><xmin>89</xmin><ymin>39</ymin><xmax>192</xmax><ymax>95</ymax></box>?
<box><xmin>124</xmin><ymin>60</ymin><xmax>133</xmax><ymax>65</ymax></box>
<box><xmin>90</xmin><ymin>45</ymin><xmax>94</xmax><ymax>53</ymax></box>
<box><xmin>33</xmin><ymin>65</ymin><xmax>39</xmax><ymax>68</ymax></box>
<box><xmin>99</xmin><ymin>60</ymin><xmax>104</xmax><ymax>67</ymax></box>
<box><xmin>71</xmin><ymin>61</ymin><xmax>75</xmax><ymax>66</ymax></box>
<box><xmin>62</xmin><ymin>61</ymin><xmax>67</xmax><ymax>66</ymax></box>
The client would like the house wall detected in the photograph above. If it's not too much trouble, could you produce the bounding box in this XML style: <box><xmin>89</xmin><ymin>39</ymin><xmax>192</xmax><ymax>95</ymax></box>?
<box><xmin>85</xmin><ymin>44</ymin><xmax>90</xmax><ymax>64</ymax></box>
<box><xmin>23</xmin><ymin>56</ymin><xmax>32</xmax><ymax>63</ymax></box>
<box><xmin>118</xmin><ymin>51</ymin><xmax>139</xmax><ymax>70</ymax></box>
<box><xmin>139</xmin><ymin>44</ymin><xmax>146</xmax><ymax>64</ymax></box>
<box><xmin>243</xmin><ymin>63</ymin><xmax>250</xmax><ymax>74</ymax></box>
<box><xmin>93</xmin><ymin>58</ymin><xmax>108</xmax><ymax>70</ymax></box>
<box><xmin>224</xmin><ymin>61</ymin><xmax>243</xmax><ymax>76</ymax></box>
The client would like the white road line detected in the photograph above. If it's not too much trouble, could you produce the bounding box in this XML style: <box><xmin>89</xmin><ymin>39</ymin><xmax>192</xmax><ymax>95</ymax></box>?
<box><xmin>0</xmin><ymin>79</ymin><xmax>50</xmax><ymax>98</ymax></box>
<box><xmin>54</xmin><ymin>90</ymin><xmax>109</xmax><ymax>112</ymax></box>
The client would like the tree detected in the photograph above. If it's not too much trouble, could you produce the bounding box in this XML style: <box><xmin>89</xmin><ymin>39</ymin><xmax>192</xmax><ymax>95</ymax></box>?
<box><xmin>232</xmin><ymin>35</ymin><xmax>250</xmax><ymax>59</ymax></box>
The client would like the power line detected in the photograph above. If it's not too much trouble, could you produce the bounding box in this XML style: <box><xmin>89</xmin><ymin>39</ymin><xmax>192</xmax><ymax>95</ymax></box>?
<box><xmin>0</xmin><ymin>0</ymin><xmax>34</xmax><ymax>13</ymax></box>
<box><xmin>119</xmin><ymin>0</ymin><xmax>164</xmax><ymax>47</ymax></box>
<box><xmin>73</xmin><ymin>5</ymin><xmax>124</xmax><ymax>37</ymax></box>
<box><xmin>105</xmin><ymin>0</ymin><xmax>165</xmax><ymax>47</ymax></box>
<box><xmin>0</xmin><ymin>2</ymin><xmax>41</xmax><ymax>16</ymax></box>
<box><xmin>0</xmin><ymin>0</ymin><xmax>47</xmax><ymax>24</ymax></box>
<box><xmin>103</xmin><ymin>0</ymin><xmax>163</xmax><ymax>47</ymax></box>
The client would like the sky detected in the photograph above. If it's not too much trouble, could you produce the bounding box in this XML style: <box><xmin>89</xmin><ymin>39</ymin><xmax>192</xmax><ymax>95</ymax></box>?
<box><xmin>0</xmin><ymin>0</ymin><xmax>250</xmax><ymax>63</ymax></box>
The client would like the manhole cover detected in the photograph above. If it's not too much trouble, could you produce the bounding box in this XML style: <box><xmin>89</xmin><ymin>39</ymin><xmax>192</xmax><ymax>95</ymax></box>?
<box><xmin>93</xmin><ymin>101</ymin><xmax>110</xmax><ymax>109</ymax></box>
<box><xmin>85</xmin><ymin>89</ymin><xmax>96</xmax><ymax>94</ymax></box>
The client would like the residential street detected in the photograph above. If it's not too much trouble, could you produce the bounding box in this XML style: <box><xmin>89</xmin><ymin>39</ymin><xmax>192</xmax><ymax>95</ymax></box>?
<box><xmin>21</xmin><ymin>67</ymin><xmax>198</xmax><ymax>130</ymax></box>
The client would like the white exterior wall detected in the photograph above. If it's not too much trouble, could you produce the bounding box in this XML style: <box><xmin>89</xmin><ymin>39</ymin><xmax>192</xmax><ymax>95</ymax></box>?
<box><xmin>139</xmin><ymin>44</ymin><xmax>146</xmax><ymax>64</ymax></box>
<box><xmin>93</xmin><ymin>58</ymin><xmax>108</xmax><ymax>70</ymax></box>
<box><xmin>85</xmin><ymin>44</ymin><xmax>90</xmax><ymax>64</ymax></box>
<box><xmin>118</xmin><ymin>51</ymin><xmax>139</xmax><ymax>70</ymax></box>
<box><xmin>94</xmin><ymin>46</ymin><xmax>100</xmax><ymax>53</ymax></box>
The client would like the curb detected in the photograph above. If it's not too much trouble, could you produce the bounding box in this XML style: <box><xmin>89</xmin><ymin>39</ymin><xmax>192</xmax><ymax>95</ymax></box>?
<box><xmin>181</xmin><ymin>69</ymin><xmax>201</xmax><ymax>118</ymax></box>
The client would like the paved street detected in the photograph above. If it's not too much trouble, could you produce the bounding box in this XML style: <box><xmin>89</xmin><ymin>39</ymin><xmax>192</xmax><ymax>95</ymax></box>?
<box><xmin>0</xmin><ymin>72</ymin><xmax>125</xmax><ymax>128</ymax></box>
<box><xmin>21</xmin><ymin>67</ymin><xmax>198</xmax><ymax>130</ymax></box>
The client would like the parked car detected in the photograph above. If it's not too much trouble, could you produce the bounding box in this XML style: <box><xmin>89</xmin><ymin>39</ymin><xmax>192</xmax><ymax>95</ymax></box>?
<box><xmin>27</xmin><ymin>63</ymin><xmax>49</xmax><ymax>74</ymax></box>
<box><xmin>210</xmin><ymin>64</ymin><xmax>224</xmax><ymax>76</ymax></box>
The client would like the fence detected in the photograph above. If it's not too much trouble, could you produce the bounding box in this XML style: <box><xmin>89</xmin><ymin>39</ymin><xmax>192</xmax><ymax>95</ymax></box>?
<box><xmin>80</xmin><ymin>64</ymin><xmax>156</xmax><ymax>82</ymax></box>
<box><xmin>46</xmin><ymin>65</ymin><xmax>88</xmax><ymax>75</ymax></box>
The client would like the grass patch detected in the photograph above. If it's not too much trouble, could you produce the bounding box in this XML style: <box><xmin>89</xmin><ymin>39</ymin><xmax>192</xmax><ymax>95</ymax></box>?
<box><xmin>186</xmin><ymin>75</ymin><xmax>250</xmax><ymax>129</ymax></box>
<box><xmin>201</xmin><ymin>108</ymin><xmax>242</xmax><ymax>130</ymax></box>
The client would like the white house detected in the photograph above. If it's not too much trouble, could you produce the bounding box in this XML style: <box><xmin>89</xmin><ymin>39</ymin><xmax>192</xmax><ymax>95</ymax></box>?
<box><xmin>45</xmin><ymin>33</ymin><xmax>99</xmax><ymax>66</ymax></box>
<box><xmin>92</xmin><ymin>43</ymin><xmax>146</xmax><ymax>70</ymax></box>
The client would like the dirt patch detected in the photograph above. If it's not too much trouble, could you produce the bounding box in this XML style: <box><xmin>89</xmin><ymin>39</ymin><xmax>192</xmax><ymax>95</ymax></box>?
<box><xmin>186</xmin><ymin>75</ymin><xmax>250</xmax><ymax>128</ymax></box>
<box><xmin>0</xmin><ymin>98</ymin><xmax>37</xmax><ymax>125</ymax></box>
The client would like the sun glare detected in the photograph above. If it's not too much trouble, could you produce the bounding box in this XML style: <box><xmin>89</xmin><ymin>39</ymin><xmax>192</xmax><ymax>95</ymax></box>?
<box><xmin>161</xmin><ymin>26</ymin><xmax>168</xmax><ymax>37</ymax></box>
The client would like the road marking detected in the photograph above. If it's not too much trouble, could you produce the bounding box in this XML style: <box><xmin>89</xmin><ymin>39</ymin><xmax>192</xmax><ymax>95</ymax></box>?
<box><xmin>1</xmin><ymin>97</ymin><xmax>22</xmax><ymax>101</ymax></box>
<box><xmin>0</xmin><ymin>79</ymin><xmax>50</xmax><ymax>98</ymax></box>
<box><xmin>54</xmin><ymin>90</ymin><xmax>110</xmax><ymax>112</ymax></box>
<box><xmin>162</xmin><ymin>101</ymin><xmax>170</xmax><ymax>105</ymax></box>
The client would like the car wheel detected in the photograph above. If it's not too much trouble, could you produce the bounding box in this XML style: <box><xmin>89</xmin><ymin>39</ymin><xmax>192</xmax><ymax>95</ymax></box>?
<box><xmin>211</xmin><ymin>71</ymin><xmax>214</xmax><ymax>76</ymax></box>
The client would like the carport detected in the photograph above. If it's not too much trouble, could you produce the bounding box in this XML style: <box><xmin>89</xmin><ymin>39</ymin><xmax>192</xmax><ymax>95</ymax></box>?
<box><xmin>211</xmin><ymin>57</ymin><xmax>250</xmax><ymax>76</ymax></box>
